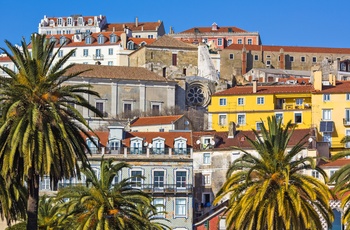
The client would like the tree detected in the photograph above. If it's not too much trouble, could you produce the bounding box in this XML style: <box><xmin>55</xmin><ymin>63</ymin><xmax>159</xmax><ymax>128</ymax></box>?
<box><xmin>0</xmin><ymin>33</ymin><xmax>102</xmax><ymax>229</ymax></box>
<box><xmin>214</xmin><ymin>116</ymin><xmax>334</xmax><ymax>230</ymax></box>
<box><xmin>330</xmin><ymin>136</ymin><xmax>350</xmax><ymax>229</ymax></box>
<box><xmin>56</xmin><ymin>159</ymin><xmax>156</xmax><ymax>230</ymax></box>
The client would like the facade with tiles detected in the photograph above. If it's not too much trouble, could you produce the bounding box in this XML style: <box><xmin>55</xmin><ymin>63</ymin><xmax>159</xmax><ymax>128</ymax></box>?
<box><xmin>40</xmin><ymin>125</ymin><xmax>194</xmax><ymax>230</ymax></box>
<box><xmin>64</xmin><ymin>64</ymin><xmax>177</xmax><ymax>129</ymax></box>
<box><xmin>220</xmin><ymin>44</ymin><xmax>350</xmax><ymax>82</ymax></box>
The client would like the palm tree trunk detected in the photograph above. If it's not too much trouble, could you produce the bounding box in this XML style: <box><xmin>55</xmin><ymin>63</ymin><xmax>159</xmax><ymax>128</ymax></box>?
<box><xmin>26</xmin><ymin>174</ymin><xmax>39</xmax><ymax>230</ymax></box>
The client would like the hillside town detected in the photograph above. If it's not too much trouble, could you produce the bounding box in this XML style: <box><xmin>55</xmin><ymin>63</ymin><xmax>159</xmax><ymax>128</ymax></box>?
<box><xmin>1</xmin><ymin>14</ymin><xmax>350</xmax><ymax>229</ymax></box>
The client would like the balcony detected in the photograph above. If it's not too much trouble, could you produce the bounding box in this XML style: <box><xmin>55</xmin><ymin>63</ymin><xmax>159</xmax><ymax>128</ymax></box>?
<box><xmin>138</xmin><ymin>184</ymin><xmax>192</xmax><ymax>194</ymax></box>
<box><xmin>93</xmin><ymin>54</ymin><xmax>104</xmax><ymax>60</ymax></box>
<box><xmin>129</xmin><ymin>147</ymin><xmax>147</xmax><ymax>155</ymax></box>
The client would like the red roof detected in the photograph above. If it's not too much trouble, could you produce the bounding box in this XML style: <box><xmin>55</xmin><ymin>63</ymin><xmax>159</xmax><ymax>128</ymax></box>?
<box><xmin>130</xmin><ymin>115</ymin><xmax>183</xmax><ymax>127</ymax></box>
<box><xmin>123</xmin><ymin>131</ymin><xmax>192</xmax><ymax>148</ymax></box>
<box><xmin>320</xmin><ymin>158</ymin><xmax>350</xmax><ymax>168</ymax></box>
<box><xmin>179</xmin><ymin>26</ymin><xmax>247</xmax><ymax>34</ymax></box>
<box><xmin>0</xmin><ymin>56</ymin><xmax>11</xmax><ymax>62</ymax></box>
<box><xmin>315</xmin><ymin>81</ymin><xmax>350</xmax><ymax>94</ymax></box>
<box><xmin>226</xmin><ymin>44</ymin><xmax>350</xmax><ymax>54</ymax></box>
<box><xmin>213</xmin><ymin>84</ymin><xmax>314</xmax><ymax>96</ymax></box>
<box><xmin>105</xmin><ymin>21</ymin><xmax>162</xmax><ymax>32</ymax></box>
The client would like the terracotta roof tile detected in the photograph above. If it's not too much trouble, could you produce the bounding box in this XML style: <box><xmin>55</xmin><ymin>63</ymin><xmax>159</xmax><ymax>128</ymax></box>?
<box><xmin>147</xmin><ymin>35</ymin><xmax>197</xmax><ymax>49</ymax></box>
<box><xmin>83</xmin><ymin>131</ymin><xmax>109</xmax><ymax>147</ymax></box>
<box><xmin>123</xmin><ymin>131</ymin><xmax>192</xmax><ymax>148</ymax></box>
<box><xmin>179</xmin><ymin>26</ymin><xmax>247</xmax><ymax>34</ymax></box>
<box><xmin>0</xmin><ymin>56</ymin><xmax>11</xmax><ymax>62</ymax></box>
<box><xmin>315</xmin><ymin>81</ymin><xmax>350</xmax><ymax>94</ymax></box>
<box><xmin>130</xmin><ymin>115</ymin><xmax>183</xmax><ymax>127</ymax></box>
<box><xmin>193</xmin><ymin>129</ymin><xmax>310</xmax><ymax>151</ymax></box>
<box><xmin>65</xmin><ymin>64</ymin><xmax>175</xmax><ymax>82</ymax></box>
<box><xmin>320</xmin><ymin>158</ymin><xmax>350</xmax><ymax>167</ymax></box>
<box><xmin>226</xmin><ymin>44</ymin><xmax>350</xmax><ymax>54</ymax></box>
<box><xmin>105</xmin><ymin>21</ymin><xmax>162</xmax><ymax>32</ymax></box>
<box><xmin>213</xmin><ymin>84</ymin><xmax>314</xmax><ymax>96</ymax></box>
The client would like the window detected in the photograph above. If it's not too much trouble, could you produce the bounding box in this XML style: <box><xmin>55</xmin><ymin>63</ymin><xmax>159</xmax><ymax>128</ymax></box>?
<box><xmin>59</xmin><ymin>37</ymin><xmax>66</xmax><ymax>45</ymax></box>
<box><xmin>109</xmin><ymin>140</ymin><xmax>119</xmax><ymax>151</ymax></box>
<box><xmin>254</xmin><ymin>55</ymin><xmax>259</xmax><ymax>61</ymax></box>
<box><xmin>257</xmin><ymin>97</ymin><xmax>264</xmax><ymax>105</ymax></box>
<box><xmin>123</xmin><ymin>103</ymin><xmax>132</xmax><ymax>114</ymax></box>
<box><xmin>72</xmin><ymin>51</ymin><xmax>76</xmax><ymax>57</ymax></box>
<box><xmin>247</xmin><ymin>39</ymin><xmax>252</xmax><ymax>45</ymax></box>
<box><xmin>238</xmin><ymin>98</ymin><xmax>244</xmax><ymax>105</ymax></box>
<box><xmin>203</xmin><ymin>153</ymin><xmax>211</xmax><ymax>164</ymax></box>
<box><xmin>346</xmin><ymin>109</ymin><xmax>350</xmax><ymax>124</ymax></box>
<box><xmin>347</xmin><ymin>94</ymin><xmax>350</xmax><ymax>101</ymax></box>
<box><xmin>219</xmin><ymin>114</ymin><xmax>227</xmax><ymax>126</ymax></box>
<box><xmin>163</xmin><ymin>67</ymin><xmax>166</xmax><ymax>77</ymax></box>
<box><xmin>40</xmin><ymin>176</ymin><xmax>51</xmax><ymax>190</ymax></box>
<box><xmin>78</xmin><ymin>17</ymin><xmax>83</xmax><ymax>26</ymax></box>
<box><xmin>108</xmin><ymin>48</ymin><xmax>113</xmax><ymax>55</ymax></box>
<box><xmin>175</xmin><ymin>198</ymin><xmax>186</xmax><ymax>217</ymax></box>
<box><xmin>127</xmin><ymin>41</ymin><xmax>134</xmax><ymax>50</ymax></box>
<box><xmin>110</xmin><ymin>35</ymin><xmax>117</xmax><ymax>43</ymax></box>
<box><xmin>237</xmin><ymin>114</ymin><xmax>246</xmax><ymax>125</ymax></box>
<box><xmin>323</xmin><ymin>132</ymin><xmax>332</xmax><ymax>146</ymax></box>
<box><xmin>88</xmin><ymin>18</ymin><xmax>93</xmax><ymax>25</ymax></box>
<box><xmin>294</xmin><ymin>112</ymin><xmax>302</xmax><ymax>124</ymax></box>
<box><xmin>219</xmin><ymin>98</ymin><xmax>226</xmax><ymax>106</ymax></box>
<box><xmin>322</xmin><ymin>109</ymin><xmax>331</xmax><ymax>120</ymax></box>
<box><xmin>346</xmin><ymin>130</ymin><xmax>350</xmax><ymax>148</ymax></box>
<box><xmin>290</xmin><ymin>56</ymin><xmax>294</xmax><ymax>62</ymax></box>
<box><xmin>312</xmin><ymin>56</ymin><xmax>317</xmax><ymax>63</ymax></box>
<box><xmin>153</xmin><ymin>198</ymin><xmax>165</xmax><ymax>217</ymax></box>
<box><xmin>58</xmin><ymin>50</ymin><xmax>63</xmax><ymax>57</ymax></box>
<box><xmin>266</xmin><ymin>55</ymin><xmax>271</xmax><ymax>59</ymax></box>
<box><xmin>131</xmin><ymin>170</ymin><xmax>142</xmax><ymax>188</ymax></box>
<box><xmin>135</xmin><ymin>35</ymin><xmax>141</xmax><ymax>38</ymax></box>
<box><xmin>296</xmin><ymin>98</ymin><xmax>303</xmax><ymax>105</ymax></box>
<box><xmin>275</xmin><ymin>113</ymin><xmax>283</xmax><ymax>123</ymax></box>
<box><xmin>203</xmin><ymin>173</ymin><xmax>211</xmax><ymax>185</ymax></box>
<box><xmin>57</xmin><ymin>30</ymin><xmax>62</xmax><ymax>35</ymax></box>
<box><xmin>330</xmin><ymin>170</ymin><xmax>337</xmax><ymax>177</ymax></box>
<box><xmin>323</xmin><ymin>94</ymin><xmax>330</xmax><ymax>101</ymax></box>
<box><xmin>85</xmin><ymin>37</ymin><xmax>92</xmax><ymax>44</ymax></box>
<box><xmin>312</xmin><ymin>170</ymin><xmax>319</xmax><ymax>179</ymax></box>
<box><xmin>227</xmin><ymin>39</ymin><xmax>232</xmax><ymax>46</ymax></box>
<box><xmin>176</xmin><ymin>171</ymin><xmax>187</xmax><ymax>188</ymax></box>
<box><xmin>151</xmin><ymin>103</ymin><xmax>161</xmax><ymax>115</ymax></box>
<box><xmin>148</xmin><ymin>35</ymin><xmax>154</xmax><ymax>39</ymax></box>
<box><xmin>83</xmin><ymin>49</ymin><xmax>89</xmax><ymax>57</ymax></box>
<box><xmin>151</xmin><ymin>52</ymin><xmax>154</xmax><ymax>59</ymax></box>
<box><xmin>108</xmin><ymin>61</ymin><xmax>113</xmax><ymax>66</ymax></box>
<box><xmin>237</xmin><ymin>39</ymin><xmax>242</xmax><ymax>44</ymax></box>
<box><xmin>172</xmin><ymin>53</ymin><xmax>177</xmax><ymax>66</ymax></box>
<box><xmin>256</xmin><ymin>122</ymin><xmax>263</xmax><ymax>131</ymax></box>
<box><xmin>229</xmin><ymin>54</ymin><xmax>234</xmax><ymax>60</ymax></box>
<box><xmin>67</xmin><ymin>17</ymin><xmax>72</xmax><ymax>25</ymax></box>
<box><xmin>83</xmin><ymin>62</ymin><xmax>88</xmax><ymax>64</ymax></box>
<box><xmin>266</xmin><ymin>60</ymin><xmax>271</xmax><ymax>66</ymax></box>
<box><xmin>153</xmin><ymin>171</ymin><xmax>164</xmax><ymax>188</ymax></box>
<box><xmin>218</xmin><ymin>38</ymin><xmax>223</xmax><ymax>46</ymax></box>
<box><xmin>301</xmin><ymin>56</ymin><xmax>306</xmax><ymax>62</ymax></box>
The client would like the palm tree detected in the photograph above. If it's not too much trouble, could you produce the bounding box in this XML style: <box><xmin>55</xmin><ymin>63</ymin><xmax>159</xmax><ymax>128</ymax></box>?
<box><xmin>0</xmin><ymin>33</ymin><xmax>102</xmax><ymax>229</ymax></box>
<box><xmin>56</xmin><ymin>159</ymin><xmax>155</xmax><ymax>230</ymax></box>
<box><xmin>330</xmin><ymin>136</ymin><xmax>350</xmax><ymax>229</ymax></box>
<box><xmin>214</xmin><ymin>116</ymin><xmax>334</xmax><ymax>230</ymax></box>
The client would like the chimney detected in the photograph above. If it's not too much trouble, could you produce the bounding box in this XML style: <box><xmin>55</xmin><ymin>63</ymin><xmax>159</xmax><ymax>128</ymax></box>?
<box><xmin>329</xmin><ymin>73</ymin><xmax>336</xmax><ymax>86</ymax></box>
<box><xmin>121</xmin><ymin>32</ymin><xmax>127</xmax><ymax>49</ymax></box>
<box><xmin>228</xmin><ymin>122</ymin><xmax>236</xmax><ymax>138</ymax></box>
<box><xmin>135</xmin><ymin>17</ymin><xmax>138</xmax><ymax>27</ymax></box>
<box><xmin>253</xmin><ymin>80</ymin><xmax>258</xmax><ymax>93</ymax></box>
<box><xmin>312</xmin><ymin>71</ymin><xmax>323</xmax><ymax>91</ymax></box>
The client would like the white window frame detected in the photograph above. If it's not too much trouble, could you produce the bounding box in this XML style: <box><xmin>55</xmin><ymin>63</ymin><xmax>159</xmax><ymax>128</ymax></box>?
<box><xmin>108</xmin><ymin>61</ymin><xmax>113</xmax><ymax>66</ymax></box>
<box><xmin>219</xmin><ymin>98</ymin><xmax>227</xmax><ymax>106</ymax></box>
<box><xmin>58</xmin><ymin>50</ymin><xmax>63</xmax><ymax>57</ymax></box>
<box><xmin>247</xmin><ymin>38</ymin><xmax>252</xmax><ymax>45</ymax></box>
<box><xmin>312</xmin><ymin>170</ymin><xmax>319</xmax><ymax>179</ymax></box>
<box><xmin>257</xmin><ymin>97</ymin><xmax>264</xmax><ymax>105</ymax></box>
<box><xmin>256</xmin><ymin>122</ymin><xmax>263</xmax><ymax>131</ymax></box>
<box><xmin>295</xmin><ymin>98</ymin><xmax>303</xmax><ymax>105</ymax></box>
<box><xmin>175</xmin><ymin>198</ymin><xmax>187</xmax><ymax>217</ymax></box>
<box><xmin>238</xmin><ymin>97</ymin><xmax>244</xmax><ymax>105</ymax></box>
<box><xmin>229</xmin><ymin>53</ymin><xmax>234</xmax><ymax>60</ymax></box>
<box><xmin>275</xmin><ymin>113</ymin><xmax>283</xmax><ymax>123</ymax></box>
<box><xmin>301</xmin><ymin>56</ymin><xmax>306</xmax><ymax>62</ymax></box>
<box><xmin>237</xmin><ymin>38</ymin><xmax>242</xmax><ymax>44</ymax></box>
<box><xmin>202</xmin><ymin>173</ymin><xmax>211</xmax><ymax>186</ymax></box>
<box><xmin>322</xmin><ymin>109</ymin><xmax>332</xmax><ymax>120</ymax></box>
<box><xmin>346</xmin><ymin>93</ymin><xmax>350</xmax><ymax>101</ymax></box>
<box><xmin>130</xmin><ymin>169</ymin><xmax>143</xmax><ymax>188</ymax></box>
<box><xmin>153</xmin><ymin>170</ymin><xmax>166</xmax><ymax>189</ymax></box>
<box><xmin>323</xmin><ymin>94</ymin><xmax>330</xmax><ymax>102</ymax></box>
<box><xmin>218</xmin><ymin>114</ymin><xmax>227</xmax><ymax>126</ymax></box>
<box><xmin>108</xmin><ymin>48</ymin><xmax>113</xmax><ymax>55</ymax></box>
<box><xmin>227</xmin><ymin>39</ymin><xmax>232</xmax><ymax>46</ymax></box>
<box><xmin>175</xmin><ymin>170</ymin><xmax>187</xmax><ymax>189</ymax></box>
<box><xmin>323</xmin><ymin>132</ymin><xmax>332</xmax><ymax>146</ymax></box>
<box><xmin>218</xmin><ymin>38</ymin><xmax>223</xmax><ymax>46</ymax></box>
<box><xmin>203</xmin><ymin>153</ymin><xmax>211</xmax><ymax>165</ymax></box>
<box><xmin>83</xmin><ymin>49</ymin><xmax>89</xmax><ymax>57</ymax></box>
<box><xmin>153</xmin><ymin>198</ymin><xmax>165</xmax><ymax>217</ymax></box>
<box><xmin>237</xmin><ymin>113</ymin><xmax>246</xmax><ymax>125</ymax></box>
<box><xmin>312</xmin><ymin>56</ymin><xmax>317</xmax><ymax>63</ymax></box>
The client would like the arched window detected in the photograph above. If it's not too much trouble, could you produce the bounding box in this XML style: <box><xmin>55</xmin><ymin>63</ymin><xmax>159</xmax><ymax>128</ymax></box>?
<box><xmin>98</xmin><ymin>34</ymin><xmax>104</xmax><ymax>44</ymax></box>
<box><xmin>127</xmin><ymin>41</ymin><xmax>134</xmax><ymax>50</ymax></box>
<box><xmin>59</xmin><ymin>36</ymin><xmax>66</xmax><ymax>45</ymax></box>
<box><xmin>85</xmin><ymin>36</ymin><xmax>92</xmax><ymax>45</ymax></box>
<box><xmin>88</xmin><ymin>18</ymin><xmax>93</xmax><ymax>25</ymax></box>
<box><xmin>49</xmin><ymin>20</ymin><xmax>55</xmax><ymax>26</ymax></box>
<box><xmin>110</xmin><ymin>34</ymin><xmax>117</xmax><ymax>43</ymax></box>
<box><xmin>67</xmin><ymin>17</ymin><xmax>72</xmax><ymax>25</ymax></box>
<box><xmin>49</xmin><ymin>37</ymin><xmax>57</xmax><ymax>44</ymax></box>
<box><xmin>140</xmin><ymin>42</ymin><xmax>146</xmax><ymax>47</ymax></box>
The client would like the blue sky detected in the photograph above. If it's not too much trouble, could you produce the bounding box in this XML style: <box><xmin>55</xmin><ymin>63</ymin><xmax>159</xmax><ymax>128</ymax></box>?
<box><xmin>0</xmin><ymin>0</ymin><xmax>349</xmax><ymax>50</ymax></box>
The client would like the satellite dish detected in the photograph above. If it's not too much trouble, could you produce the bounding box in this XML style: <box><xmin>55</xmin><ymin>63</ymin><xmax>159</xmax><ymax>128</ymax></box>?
<box><xmin>148</xmin><ymin>143</ymin><xmax>153</xmax><ymax>148</ymax></box>
<box><xmin>210</xmin><ymin>140</ymin><xmax>215</xmax><ymax>146</ymax></box>
<box><xmin>144</xmin><ymin>141</ymin><xmax>148</xmax><ymax>146</ymax></box>
<box><xmin>196</xmin><ymin>140</ymin><xmax>201</xmax><ymax>145</ymax></box>
<box><xmin>308</xmin><ymin>137</ymin><xmax>313</xmax><ymax>143</ymax></box>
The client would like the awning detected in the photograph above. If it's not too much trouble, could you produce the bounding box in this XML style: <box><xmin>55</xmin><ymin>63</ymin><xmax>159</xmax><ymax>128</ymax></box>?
<box><xmin>319</xmin><ymin>121</ymin><xmax>334</xmax><ymax>132</ymax></box>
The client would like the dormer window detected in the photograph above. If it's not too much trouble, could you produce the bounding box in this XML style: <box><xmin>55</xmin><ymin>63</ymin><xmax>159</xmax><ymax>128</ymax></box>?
<box><xmin>78</xmin><ymin>17</ymin><xmax>84</xmax><ymax>26</ymax></box>
<box><xmin>49</xmin><ymin>19</ymin><xmax>55</xmax><ymax>26</ymax></box>
<box><xmin>127</xmin><ymin>41</ymin><xmax>135</xmax><ymax>50</ymax></box>
<box><xmin>108</xmin><ymin>138</ymin><xmax>121</xmax><ymax>154</ymax></box>
<box><xmin>110</xmin><ymin>34</ymin><xmax>117</xmax><ymax>43</ymax></box>
<box><xmin>130</xmin><ymin>137</ymin><xmax>143</xmax><ymax>155</ymax></box>
<box><xmin>67</xmin><ymin>17</ymin><xmax>72</xmax><ymax>26</ymax></box>
<box><xmin>59</xmin><ymin>36</ymin><xmax>66</xmax><ymax>45</ymax></box>
<box><xmin>140</xmin><ymin>42</ymin><xmax>146</xmax><ymax>47</ymax></box>
<box><xmin>86</xmin><ymin>137</ymin><xmax>99</xmax><ymax>154</ymax></box>
<box><xmin>85</xmin><ymin>36</ymin><xmax>92</xmax><ymax>44</ymax></box>
<box><xmin>49</xmin><ymin>37</ymin><xmax>57</xmax><ymax>44</ymax></box>
<box><xmin>57</xmin><ymin>18</ymin><xmax>63</xmax><ymax>26</ymax></box>
<box><xmin>88</xmin><ymin>18</ymin><xmax>93</xmax><ymax>25</ymax></box>
<box><xmin>152</xmin><ymin>137</ymin><xmax>165</xmax><ymax>155</ymax></box>
<box><xmin>174</xmin><ymin>137</ymin><xmax>187</xmax><ymax>155</ymax></box>
<box><xmin>98</xmin><ymin>34</ymin><xmax>105</xmax><ymax>44</ymax></box>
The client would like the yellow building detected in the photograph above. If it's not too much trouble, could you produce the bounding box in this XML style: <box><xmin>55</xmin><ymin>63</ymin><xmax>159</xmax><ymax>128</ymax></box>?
<box><xmin>208</xmin><ymin>81</ymin><xmax>313</xmax><ymax>132</ymax></box>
